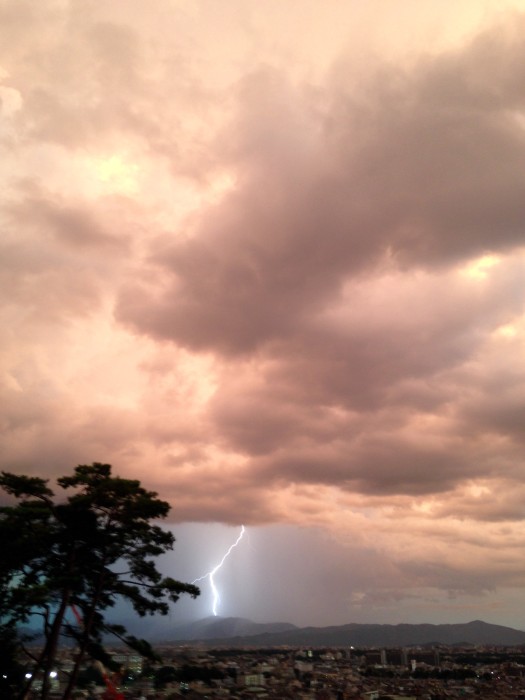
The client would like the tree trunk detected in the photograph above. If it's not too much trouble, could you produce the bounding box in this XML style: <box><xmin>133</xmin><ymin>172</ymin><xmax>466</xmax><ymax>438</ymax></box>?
<box><xmin>40</xmin><ymin>590</ymin><xmax>71</xmax><ymax>700</ymax></box>
<box><xmin>17</xmin><ymin>589</ymin><xmax>71</xmax><ymax>700</ymax></box>
<box><xmin>61</xmin><ymin>572</ymin><xmax>106</xmax><ymax>700</ymax></box>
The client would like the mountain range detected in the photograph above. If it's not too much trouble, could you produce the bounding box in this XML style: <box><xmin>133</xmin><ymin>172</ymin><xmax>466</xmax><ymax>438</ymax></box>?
<box><xmin>161</xmin><ymin>617</ymin><xmax>525</xmax><ymax>647</ymax></box>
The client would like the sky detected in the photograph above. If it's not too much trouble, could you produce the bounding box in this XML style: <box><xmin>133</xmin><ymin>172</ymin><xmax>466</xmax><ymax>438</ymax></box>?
<box><xmin>2</xmin><ymin>0</ymin><xmax>525</xmax><ymax>630</ymax></box>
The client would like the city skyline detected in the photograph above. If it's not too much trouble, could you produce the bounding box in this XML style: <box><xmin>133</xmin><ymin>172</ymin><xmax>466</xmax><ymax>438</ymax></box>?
<box><xmin>2</xmin><ymin>0</ymin><xmax>525</xmax><ymax>630</ymax></box>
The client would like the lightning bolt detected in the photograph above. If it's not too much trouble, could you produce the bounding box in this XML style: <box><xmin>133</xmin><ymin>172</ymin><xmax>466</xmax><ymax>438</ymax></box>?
<box><xmin>193</xmin><ymin>525</ymin><xmax>245</xmax><ymax>616</ymax></box>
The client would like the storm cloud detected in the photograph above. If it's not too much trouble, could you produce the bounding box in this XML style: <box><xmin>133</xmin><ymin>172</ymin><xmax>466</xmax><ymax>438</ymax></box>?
<box><xmin>2</xmin><ymin>0</ymin><xmax>525</xmax><ymax>626</ymax></box>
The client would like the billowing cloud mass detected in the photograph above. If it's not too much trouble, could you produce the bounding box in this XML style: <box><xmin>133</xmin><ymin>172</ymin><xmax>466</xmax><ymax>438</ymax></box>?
<box><xmin>3</xmin><ymin>0</ymin><xmax>525</xmax><ymax>627</ymax></box>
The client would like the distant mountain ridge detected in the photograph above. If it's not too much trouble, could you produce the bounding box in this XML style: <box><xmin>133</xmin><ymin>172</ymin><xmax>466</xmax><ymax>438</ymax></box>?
<box><xmin>167</xmin><ymin>616</ymin><xmax>297</xmax><ymax>641</ymax></box>
<box><xmin>165</xmin><ymin>617</ymin><xmax>525</xmax><ymax>647</ymax></box>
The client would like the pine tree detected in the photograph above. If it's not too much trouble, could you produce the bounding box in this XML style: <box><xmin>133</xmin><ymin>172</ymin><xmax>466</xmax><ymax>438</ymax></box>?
<box><xmin>0</xmin><ymin>463</ymin><xmax>199</xmax><ymax>700</ymax></box>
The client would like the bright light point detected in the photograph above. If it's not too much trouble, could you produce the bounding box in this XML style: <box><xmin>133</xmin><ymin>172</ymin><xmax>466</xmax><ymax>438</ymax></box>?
<box><xmin>494</xmin><ymin>323</ymin><xmax>519</xmax><ymax>339</ymax></box>
<box><xmin>193</xmin><ymin>525</ymin><xmax>246</xmax><ymax>616</ymax></box>
<box><xmin>205</xmin><ymin>171</ymin><xmax>237</xmax><ymax>203</ymax></box>
<box><xmin>92</xmin><ymin>154</ymin><xmax>139</xmax><ymax>194</ymax></box>
<box><xmin>460</xmin><ymin>254</ymin><xmax>500</xmax><ymax>280</ymax></box>
<box><xmin>25</xmin><ymin>673</ymin><xmax>32</xmax><ymax>679</ymax></box>
<box><xmin>49</xmin><ymin>671</ymin><xmax>58</xmax><ymax>678</ymax></box>
<box><xmin>413</xmin><ymin>499</ymin><xmax>434</xmax><ymax>514</ymax></box>
<box><xmin>0</xmin><ymin>85</ymin><xmax>23</xmax><ymax>116</ymax></box>
<box><xmin>467</xmin><ymin>483</ymin><xmax>491</xmax><ymax>498</ymax></box>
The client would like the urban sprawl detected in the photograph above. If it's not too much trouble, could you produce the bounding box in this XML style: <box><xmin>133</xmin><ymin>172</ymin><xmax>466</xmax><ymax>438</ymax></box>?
<box><xmin>19</xmin><ymin>642</ymin><xmax>525</xmax><ymax>699</ymax></box>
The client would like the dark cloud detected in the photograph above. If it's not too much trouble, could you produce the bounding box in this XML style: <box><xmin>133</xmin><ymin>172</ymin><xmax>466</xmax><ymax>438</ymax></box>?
<box><xmin>110</xmin><ymin>23</ymin><xmax>525</xmax><ymax>524</ymax></box>
<box><xmin>435</xmin><ymin>482</ymin><xmax>525</xmax><ymax>523</ymax></box>
<box><xmin>3</xmin><ymin>2</ymin><xmax>525</xmax><ymax>624</ymax></box>
<box><xmin>10</xmin><ymin>190</ymin><xmax>125</xmax><ymax>249</ymax></box>
<box><xmin>0</xmin><ymin>184</ymin><xmax>128</xmax><ymax>327</ymax></box>
<box><xmin>118</xmin><ymin>25</ymin><xmax>525</xmax><ymax>357</ymax></box>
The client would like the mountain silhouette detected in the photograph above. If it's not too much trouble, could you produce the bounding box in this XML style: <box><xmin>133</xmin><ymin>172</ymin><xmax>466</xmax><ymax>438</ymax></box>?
<box><xmin>166</xmin><ymin>616</ymin><xmax>297</xmax><ymax>641</ymax></box>
<box><xmin>163</xmin><ymin>617</ymin><xmax>525</xmax><ymax>647</ymax></box>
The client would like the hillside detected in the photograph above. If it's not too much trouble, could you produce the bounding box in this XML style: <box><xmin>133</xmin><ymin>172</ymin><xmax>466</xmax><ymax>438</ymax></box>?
<box><xmin>166</xmin><ymin>618</ymin><xmax>525</xmax><ymax>647</ymax></box>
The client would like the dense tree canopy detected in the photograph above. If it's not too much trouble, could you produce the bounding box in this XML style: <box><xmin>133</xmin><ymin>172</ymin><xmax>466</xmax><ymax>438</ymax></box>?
<box><xmin>0</xmin><ymin>463</ymin><xmax>199</xmax><ymax>700</ymax></box>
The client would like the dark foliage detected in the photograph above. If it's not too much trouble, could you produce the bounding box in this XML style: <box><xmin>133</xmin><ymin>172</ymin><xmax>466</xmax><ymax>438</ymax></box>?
<box><xmin>0</xmin><ymin>463</ymin><xmax>199</xmax><ymax>700</ymax></box>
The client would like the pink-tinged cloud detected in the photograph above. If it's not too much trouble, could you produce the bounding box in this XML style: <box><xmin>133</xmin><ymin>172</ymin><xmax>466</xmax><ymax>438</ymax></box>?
<box><xmin>2</xmin><ymin>0</ymin><xmax>525</xmax><ymax>626</ymax></box>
